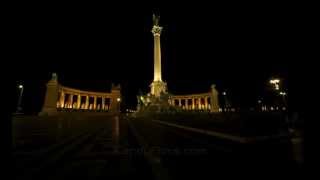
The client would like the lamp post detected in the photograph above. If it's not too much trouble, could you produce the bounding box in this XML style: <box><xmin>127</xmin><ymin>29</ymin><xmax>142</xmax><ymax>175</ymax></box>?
<box><xmin>16</xmin><ymin>84</ymin><xmax>24</xmax><ymax>113</ymax></box>
<box><xmin>257</xmin><ymin>99</ymin><xmax>263</xmax><ymax>111</ymax></box>
<box><xmin>222</xmin><ymin>91</ymin><xmax>228</xmax><ymax>112</ymax></box>
<box><xmin>279</xmin><ymin>91</ymin><xmax>287</xmax><ymax>109</ymax></box>
<box><xmin>117</xmin><ymin>97</ymin><xmax>121</xmax><ymax>113</ymax></box>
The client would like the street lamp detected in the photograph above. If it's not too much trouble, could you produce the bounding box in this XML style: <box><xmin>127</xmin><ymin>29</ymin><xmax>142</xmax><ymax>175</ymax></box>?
<box><xmin>17</xmin><ymin>84</ymin><xmax>24</xmax><ymax>113</ymax></box>
<box><xmin>279</xmin><ymin>91</ymin><xmax>287</xmax><ymax>108</ymax></box>
<box><xmin>222</xmin><ymin>91</ymin><xmax>229</xmax><ymax>112</ymax></box>
<box><xmin>116</xmin><ymin>97</ymin><xmax>121</xmax><ymax>113</ymax></box>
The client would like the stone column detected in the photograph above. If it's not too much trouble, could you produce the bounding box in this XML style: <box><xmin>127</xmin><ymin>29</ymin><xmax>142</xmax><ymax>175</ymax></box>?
<box><xmin>152</xmin><ymin>18</ymin><xmax>163</xmax><ymax>82</ymax></box>
<box><xmin>185</xmin><ymin>99</ymin><xmax>188</xmax><ymax>109</ymax></box>
<box><xmin>198</xmin><ymin>98</ymin><xmax>201</xmax><ymax>109</ymax></box>
<box><xmin>93</xmin><ymin>96</ymin><xmax>97</xmax><ymax>110</ymax></box>
<box><xmin>68</xmin><ymin>94</ymin><xmax>73</xmax><ymax>108</ymax></box>
<box><xmin>107</xmin><ymin>98</ymin><xmax>110</xmax><ymax>110</ymax></box>
<box><xmin>205</xmin><ymin>97</ymin><xmax>208</xmax><ymax>110</ymax></box>
<box><xmin>187</xmin><ymin>99</ymin><xmax>190</xmax><ymax>109</ymax></box>
<box><xmin>77</xmin><ymin>94</ymin><xmax>81</xmax><ymax>109</ymax></box>
<box><xmin>102</xmin><ymin>97</ymin><xmax>105</xmax><ymax>111</ymax></box>
<box><xmin>179</xmin><ymin>99</ymin><xmax>182</xmax><ymax>107</ymax></box>
<box><xmin>60</xmin><ymin>91</ymin><xmax>65</xmax><ymax>108</ymax></box>
<box><xmin>63</xmin><ymin>93</ymin><xmax>67</xmax><ymax>108</ymax></box>
<box><xmin>192</xmin><ymin>98</ymin><xmax>195</xmax><ymax>110</ymax></box>
<box><xmin>85</xmin><ymin>95</ymin><xmax>89</xmax><ymax>109</ymax></box>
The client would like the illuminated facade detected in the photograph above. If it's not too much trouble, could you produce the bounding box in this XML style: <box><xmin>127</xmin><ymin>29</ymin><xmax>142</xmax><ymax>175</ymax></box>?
<box><xmin>39</xmin><ymin>73</ymin><xmax>121</xmax><ymax>115</ymax></box>
<box><xmin>137</xmin><ymin>14</ymin><xmax>220</xmax><ymax>112</ymax></box>
<box><xmin>169</xmin><ymin>85</ymin><xmax>220</xmax><ymax>112</ymax></box>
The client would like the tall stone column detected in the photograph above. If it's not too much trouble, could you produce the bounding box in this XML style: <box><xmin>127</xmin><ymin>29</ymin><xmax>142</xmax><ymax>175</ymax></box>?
<box><xmin>150</xmin><ymin>14</ymin><xmax>167</xmax><ymax>97</ymax></box>
<box><xmin>198</xmin><ymin>98</ymin><xmax>202</xmax><ymax>109</ymax></box>
<box><xmin>77</xmin><ymin>94</ymin><xmax>81</xmax><ymax>109</ymax></box>
<box><xmin>153</xmin><ymin>18</ymin><xmax>162</xmax><ymax>82</ymax></box>
<box><xmin>179</xmin><ymin>99</ymin><xmax>182</xmax><ymax>107</ymax></box>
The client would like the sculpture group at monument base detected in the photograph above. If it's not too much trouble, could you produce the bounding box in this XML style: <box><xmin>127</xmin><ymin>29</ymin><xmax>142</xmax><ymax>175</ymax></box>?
<box><xmin>137</xmin><ymin>84</ymin><xmax>220</xmax><ymax>114</ymax></box>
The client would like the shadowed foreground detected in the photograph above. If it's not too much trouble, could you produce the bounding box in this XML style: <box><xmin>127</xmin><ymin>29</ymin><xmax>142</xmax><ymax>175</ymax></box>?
<box><xmin>12</xmin><ymin>113</ymin><xmax>303</xmax><ymax>179</ymax></box>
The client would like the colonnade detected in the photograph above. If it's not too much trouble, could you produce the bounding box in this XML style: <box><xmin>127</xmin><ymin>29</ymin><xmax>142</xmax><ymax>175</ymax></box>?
<box><xmin>57</xmin><ymin>92</ymin><xmax>112</xmax><ymax>111</ymax></box>
<box><xmin>169</xmin><ymin>94</ymin><xmax>212</xmax><ymax>110</ymax></box>
<box><xmin>56</xmin><ymin>85</ymin><xmax>120</xmax><ymax>112</ymax></box>
<box><xmin>39</xmin><ymin>73</ymin><xmax>121</xmax><ymax>115</ymax></box>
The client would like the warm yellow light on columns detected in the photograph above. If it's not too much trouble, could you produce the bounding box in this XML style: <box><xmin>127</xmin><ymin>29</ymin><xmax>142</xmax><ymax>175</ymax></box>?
<box><xmin>185</xmin><ymin>99</ymin><xmax>188</xmax><ymax>109</ymax></box>
<box><xmin>93</xmin><ymin>96</ymin><xmax>97</xmax><ymax>110</ymax></box>
<box><xmin>60</xmin><ymin>91</ymin><xmax>65</xmax><ymax>108</ymax></box>
<box><xmin>102</xmin><ymin>97</ymin><xmax>105</xmax><ymax>111</ymax></box>
<box><xmin>210</xmin><ymin>84</ymin><xmax>220</xmax><ymax>112</ymax></box>
<box><xmin>192</xmin><ymin>98</ymin><xmax>195</xmax><ymax>110</ymax></box>
<box><xmin>77</xmin><ymin>94</ymin><xmax>81</xmax><ymax>109</ymax></box>
<box><xmin>85</xmin><ymin>95</ymin><xmax>89</xmax><ymax>109</ymax></box>
<box><xmin>205</xmin><ymin>97</ymin><xmax>208</xmax><ymax>110</ymax></box>
<box><xmin>68</xmin><ymin>94</ymin><xmax>73</xmax><ymax>108</ymax></box>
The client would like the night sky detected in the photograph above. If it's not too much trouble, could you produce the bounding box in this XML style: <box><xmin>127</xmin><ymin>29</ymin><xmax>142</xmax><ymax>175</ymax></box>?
<box><xmin>10</xmin><ymin>4</ymin><xmax>290</xmax><ymax>113</ymax></box>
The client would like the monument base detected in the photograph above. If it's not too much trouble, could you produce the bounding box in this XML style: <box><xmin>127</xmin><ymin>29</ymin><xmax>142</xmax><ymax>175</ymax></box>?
<box><xmin>150</xmin><ymin>81</ymin><xmax>167</xmax><ymax>97</ymax></box>
<box><xmin>137</xmin><ymin>92</ymin><xmax>179</xmax><ymax>114</ymax></box>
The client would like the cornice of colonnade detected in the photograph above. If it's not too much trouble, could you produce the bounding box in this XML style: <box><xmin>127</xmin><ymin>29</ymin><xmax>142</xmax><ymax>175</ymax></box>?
<box><xmin>170</xmin><ymin>92</ymin><xmax>211</xmax><ymax>99</ymax></box>
<box><xmin>58</xmin><ymin>84</ymin><xmax>115</xmax><ymax>97</ymax></box>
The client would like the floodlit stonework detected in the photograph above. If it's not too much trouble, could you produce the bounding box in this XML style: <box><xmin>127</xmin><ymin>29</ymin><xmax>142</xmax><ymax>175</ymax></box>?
<box><xmin>150</xmin><ymin>14</ymin><xmax>167</xmax><ymax>97</ymax></box>
<box><xmin>137</xmin><ymin>14</ymin><xmax>220</xmax><ymax>112</ymax></box>
<box><xmin>39</xmin><ymin>73</ymin><xmax>121</xmax><ymax>116</ymax></box>
<box><xmin>169</xmin><ymin>84</ymin><xmax>220</xmax><ymax>112</ymax></box>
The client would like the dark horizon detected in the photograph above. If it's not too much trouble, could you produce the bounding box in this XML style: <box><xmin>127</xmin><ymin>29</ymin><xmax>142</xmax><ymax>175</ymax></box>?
<box><xmin>10</xmin><ymin>6</ymin><xmax>290</xmax><ymax>113</ymax></box>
